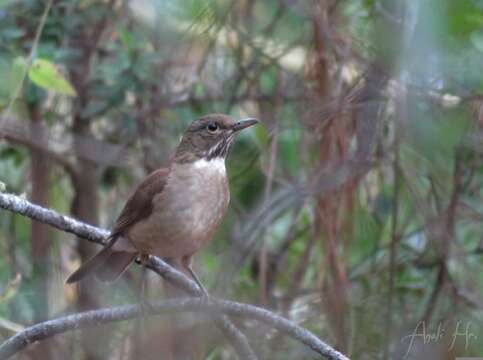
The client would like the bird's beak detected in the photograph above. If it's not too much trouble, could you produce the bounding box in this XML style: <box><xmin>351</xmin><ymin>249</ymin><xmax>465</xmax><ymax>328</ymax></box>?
<box><xmin>232</xmin><ymin>118</ymin><xmax>259</xmax><ymax>132</ymax></box>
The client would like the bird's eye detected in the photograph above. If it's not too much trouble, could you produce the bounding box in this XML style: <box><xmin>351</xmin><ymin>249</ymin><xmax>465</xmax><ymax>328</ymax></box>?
<box><xmin>207</xmin><ymin>122</ymin><xmax>219</xmax><ymax>132</ymax></box>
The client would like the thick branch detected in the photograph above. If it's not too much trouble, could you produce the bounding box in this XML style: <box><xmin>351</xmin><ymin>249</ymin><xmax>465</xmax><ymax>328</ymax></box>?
<box><xmin>0</xmin><ymin>192</ymin><xmax>349</xmax><ymax>360</ymax></box>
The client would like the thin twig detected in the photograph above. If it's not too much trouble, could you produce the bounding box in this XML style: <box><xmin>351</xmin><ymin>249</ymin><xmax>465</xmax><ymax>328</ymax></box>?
<box><xmin>421</xmin><ymin>152</ymin><xmax>465</xmax><ymax>323</ymax></box>
<box><xmin>383</xmin><ymin>136</ymin><xmax>401</xmax><ymax>359</ymax></box>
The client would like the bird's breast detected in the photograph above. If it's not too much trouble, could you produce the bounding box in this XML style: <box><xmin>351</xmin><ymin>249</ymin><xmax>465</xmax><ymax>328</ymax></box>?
<box><xmin>128</xmin><ymin>158</ymin><xmax>230</xmax><ymax>258</ymax></box>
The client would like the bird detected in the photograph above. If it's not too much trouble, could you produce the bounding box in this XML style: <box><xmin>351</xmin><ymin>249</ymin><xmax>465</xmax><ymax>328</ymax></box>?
<box><xmin>66</xmin><ymin>114</ymin><xmax>258</xmax><ymax>293</ymax></box>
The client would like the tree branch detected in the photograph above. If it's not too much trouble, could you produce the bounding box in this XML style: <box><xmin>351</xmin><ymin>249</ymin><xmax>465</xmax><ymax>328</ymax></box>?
<box><xmin>0</xmin><ymin>299</ymin><xmax>349</xmax><ymax>360</ymax></box>
<box><xmin>0</xmin><ymin>192</ymin><xmax>350</xmax><ymax>360</ymax></box>
<box><xmin>0</xmin><ymin>192</ymin><xmax>109</xmax><ymax>243</ymax></box>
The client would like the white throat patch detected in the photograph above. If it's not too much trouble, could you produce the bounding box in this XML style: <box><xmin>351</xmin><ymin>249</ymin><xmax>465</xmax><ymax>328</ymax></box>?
<box><xmin>193</xmin><ymin>157</ymin><xmax>226</xmax><ymax>175</ymax></box>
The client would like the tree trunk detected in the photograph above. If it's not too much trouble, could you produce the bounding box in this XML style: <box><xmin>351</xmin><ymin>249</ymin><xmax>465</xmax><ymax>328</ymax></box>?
<box><xmin>29</xmin><ymin>104</ymin><xmax>53</xmax><ymax>359</ymax></box>
<box><xmin>70</xmin><ymin>116</ymin><xmax>105</xmax><ymax>360</ymax></box>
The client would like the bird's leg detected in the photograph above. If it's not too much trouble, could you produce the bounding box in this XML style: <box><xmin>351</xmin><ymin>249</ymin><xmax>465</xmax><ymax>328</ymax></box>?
<box><xmin>182</xmin><ymin>256</ymin><xmax>209</xmax><ymax>298</ymax></box>
<box><xmin>133</xmin><ymin>253</ymin><xmax>151</xmax><ymax>351</ymax></box>
<box><xmin>138</xmin><ymin>253</ymin><xmax>152</xmax><ymax>314</ymax></box>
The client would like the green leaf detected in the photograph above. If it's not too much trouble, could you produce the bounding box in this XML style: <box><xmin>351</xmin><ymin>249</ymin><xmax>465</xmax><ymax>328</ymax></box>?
<box><xmin>28</xmin><ymin>58</ymin><xmax>77</xmax><ymax>97</ymax></box>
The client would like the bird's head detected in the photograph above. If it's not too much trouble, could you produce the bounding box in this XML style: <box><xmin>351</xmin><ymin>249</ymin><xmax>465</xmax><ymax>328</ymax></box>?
<box><xmin>175</xmin><ymin>114</ymin><xmax>259</xmax><ymax>163</ymax></box>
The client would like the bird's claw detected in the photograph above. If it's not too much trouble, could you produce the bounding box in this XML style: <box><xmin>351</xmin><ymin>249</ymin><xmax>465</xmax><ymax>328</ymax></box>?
<box><xmin>198</xmin><ymin>288</ymin><xmax>210</xmax><ymax>301</ymax></box>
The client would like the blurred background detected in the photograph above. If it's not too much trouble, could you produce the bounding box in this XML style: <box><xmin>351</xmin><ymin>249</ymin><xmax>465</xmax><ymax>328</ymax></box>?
<box><xmin>0</xmin><ymin>0</ymin><xmax>483</xmax><ymax>359</ymax></box>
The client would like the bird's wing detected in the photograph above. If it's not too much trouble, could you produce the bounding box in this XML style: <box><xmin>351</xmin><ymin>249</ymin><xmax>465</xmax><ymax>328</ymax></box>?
<box><xmin>110</xmin><ymin>167</ymin><xmax>170</xmax><ymax>238</ymax></box>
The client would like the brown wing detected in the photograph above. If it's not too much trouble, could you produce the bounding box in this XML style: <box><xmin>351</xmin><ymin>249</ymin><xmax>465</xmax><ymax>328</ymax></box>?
<box><xmin>110</xmin><ymin>167</ymin><xmax>169</xmax><ymax>238</ymax></box>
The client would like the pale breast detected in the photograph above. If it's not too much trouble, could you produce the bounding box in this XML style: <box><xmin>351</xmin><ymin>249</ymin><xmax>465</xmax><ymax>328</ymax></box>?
<box><xmin>127</xmin><ymin>158</ymin><xmax>230</xmax><ymax>258</ymax></box>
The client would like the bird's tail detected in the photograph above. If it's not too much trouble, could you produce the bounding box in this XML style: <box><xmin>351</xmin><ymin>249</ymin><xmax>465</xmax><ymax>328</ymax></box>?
<box><xmin>96</xmin><ymin>251</ymin><xmax>137</xmax><ymax>282</ymax></box>
<box><xmin>66</xmin><ymin>239</ymin><xmax>137</xmax><ymax>284</ymax></box>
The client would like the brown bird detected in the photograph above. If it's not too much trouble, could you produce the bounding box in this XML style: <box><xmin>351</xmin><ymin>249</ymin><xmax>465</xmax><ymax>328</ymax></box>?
<box><xmin>66</xmin><ymin>114</ymin><xmax>258</xmax><ymax>290</ymax></box>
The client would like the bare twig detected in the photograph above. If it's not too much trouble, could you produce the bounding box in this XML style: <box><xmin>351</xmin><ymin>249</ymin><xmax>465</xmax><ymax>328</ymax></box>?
<box><xmin>0</xmin><ymin>317</ymin><xmax>24</xmax><ymax>333</ymax></box>
<box><xmin>421</xmin><ymin>152</ymin><xmax>465</xmax><ymax>323</ymax></box>
<box><xmin>0</xmin><ymin>116</ymin><xmax>128</xmax><ymax>171</ymax></box>
<box><xmin>0</xmin><ymin>192</ymin><xmax>109</xmax><ymax>243</ymax></box>
<box><xmin>0</xmin><ymin>192</ymin><xmax>349</xmax><ymax>360</ymax></box>
<box><xmin>383</xmin><ymin>136</ymin><xmax>401</xmax><ymax>359</ymax></box>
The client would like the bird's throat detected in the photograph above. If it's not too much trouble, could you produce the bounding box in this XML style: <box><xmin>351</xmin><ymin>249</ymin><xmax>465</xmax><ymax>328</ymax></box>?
<box><xmin>192</xmin><ymin>157</ymin><xmax>226</xmax><ymax>175</ymax></box>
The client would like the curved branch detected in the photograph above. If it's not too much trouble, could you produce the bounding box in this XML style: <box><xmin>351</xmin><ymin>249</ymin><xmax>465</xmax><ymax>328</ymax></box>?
<box><xmin>0</xmin><ymin>299</ymin><xmax>349</xmax><ymax>360</ymax></box>
<box><xmin>0</xmin><ymin>192</ymin><xmax>350</xmax><ymax>360</ymax></box>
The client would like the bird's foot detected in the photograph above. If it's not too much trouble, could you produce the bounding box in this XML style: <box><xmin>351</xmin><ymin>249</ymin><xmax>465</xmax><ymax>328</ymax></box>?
<box><xmin>138</xmin><ymin>253</ymin><xmax>153</xmax><ymax>317</ymax></box>
<box><xmin>198</xmin><ymin>286</ymin><xmax>210</xmax><ymax>301</ymax></box>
